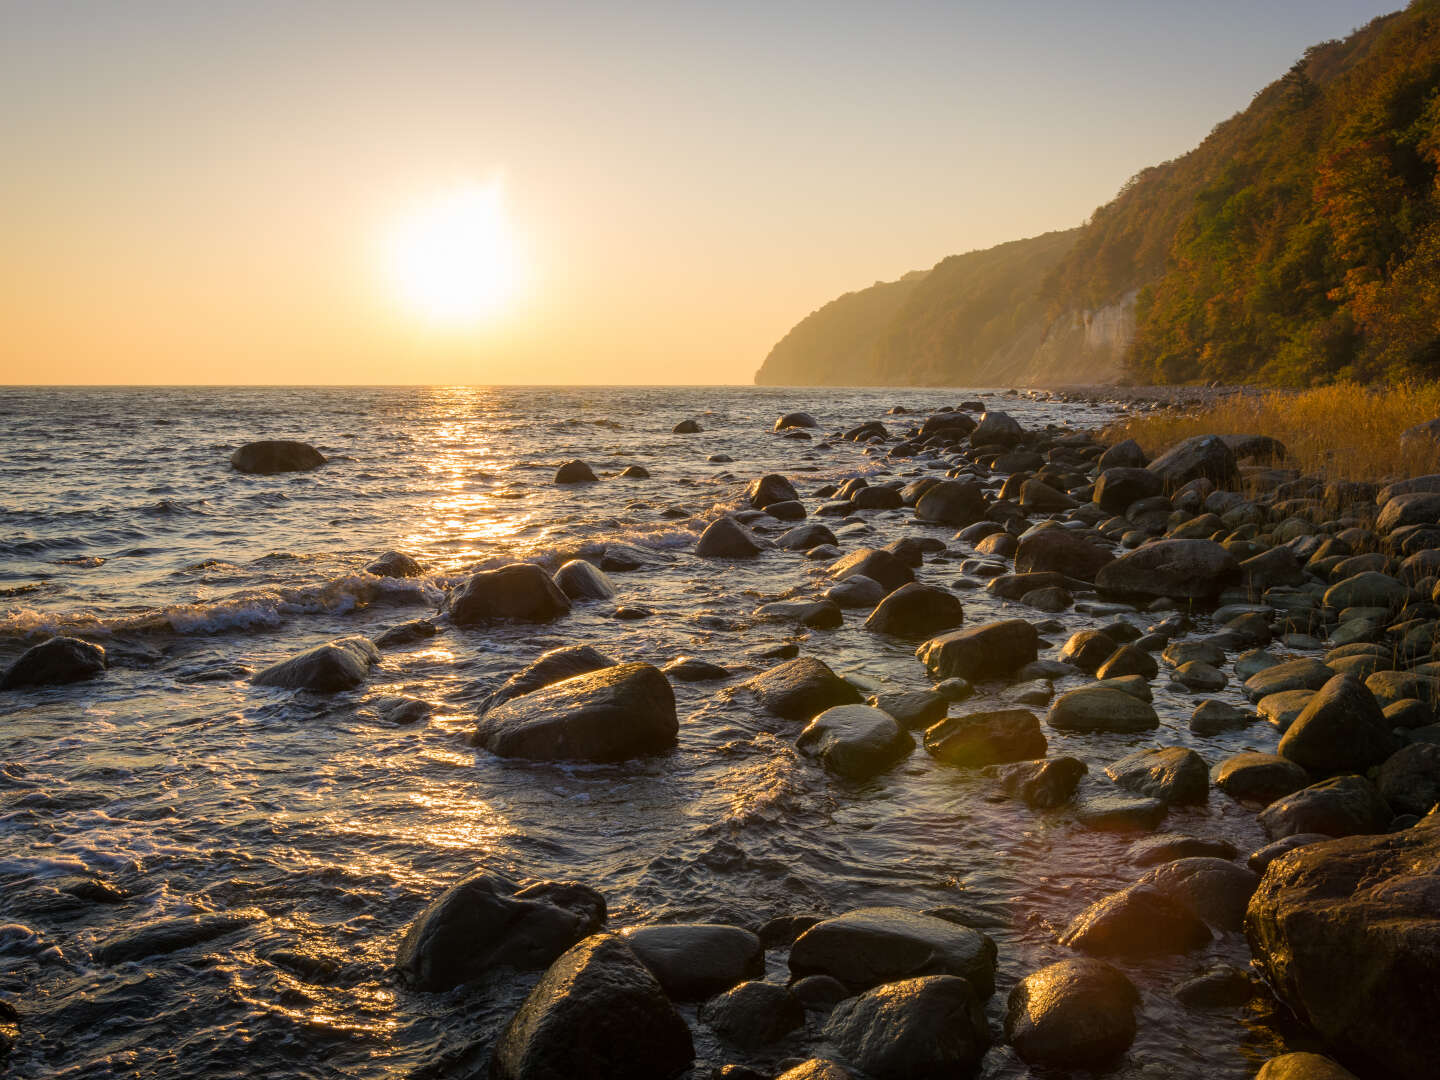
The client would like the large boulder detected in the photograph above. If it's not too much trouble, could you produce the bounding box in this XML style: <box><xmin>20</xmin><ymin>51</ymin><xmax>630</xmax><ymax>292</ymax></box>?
<box><xmin>1093</xmin><ymin>467</ymin><xmax>1164</xmax><ymax>515</ymax></box>
<box><xmin>553</xmin><ymin>559</ymin><xmax>617</xmax><ymax>600</ymax></box>
<box><xmin>797</xmin><ymin>705</ymin><xmax>914</xmax><ymax>779</ymax></box>
<box><xmin>1059</xmin><ymin>884</ymin><xmax>1211</xmax><ymax>955</ymax></box>
<box><xmin>923</xmin><ymin>709</ymin><xmax>1045</xmax><ymax>768</ymax></box>
<box><xmin>252</xmin><ymin>636</ymin><xmax>378</xmax><ymax>692</ymax></box>
<box><xmin>2</xmin><ymin>636</ymin><xmax>106</xmax><ymax>689</ymax></box>
<box><xmin>1146</xmin><ymin>435</ymin><xmax>1237</xmax><ymax>491</ymax></box>
<box><xmin>824</xmin><ymin>975</ymin><xmax>989</xmax><ymax>1078</ymax></box>
<box><xmin>619</xmin><ymin>923</ymin><xmax>763</xmax><ymax>1001</ymax></box>
<box><xmin>229</xmin><ymin>439</ymin><xmax>325</xmax><ymax>474</ymax></box>
<box><xmin>491</xmin><ymin>934</ymin><xmax>694</xmax><ymax>1080</ymax></box>
<box><xmin>747</xmin><ymin>656</ymin><xmax>861</xmax><ymax>720</ymax></box>
<box><xmin>1245</xmin><ymin>817</ymin><xmax>1440</xmax><ymax>1079</ymax></box>
<box><xmin>1279</xmin><ymin>674</ymin><xmax>1400</xmax><ymax>775</ymax></box>
<box><xmin>448</xmin><ymin>563</ymin><xmax>572</xmax><ymax>623</ymax></box>
<box><xmin>971</xmin><ymin>410</ymin><xmax>1024</xmax><ymax>447</ymax></box>
<box><xmin>789</xmin><ymin>907</ymin><xmax>997</xmax><ymax>996</ymax></box>
<box><xmin>1257</xmin><ymin>775</ymin><xmax>1393</xmax><ymax>840</ymax></box>
<box><xmin>1046</xmin><ymin>686</ymin><xmax>1159</xmax><ymax>733</ymax></box>
<box><xmin>916</xmin><ymin>620</ymin><xmax>1038</xmax><ymax>682</ymax></box>
<box><xmin>474</xmin><ymin>662</ymin><xmax>677</xmax><ymax>762</ymax></box>
<box><xmin>1104</xmin><ymin>747</ymin><xmax>1208</xmax><ymax>805</ymax></box>
<box><xmin>1014</xmin><ymin>528</ymin><xmax>1115</xmax><ymax>582</ymax></box>
<box><xmin>914</xmin><ymin>480</ymin><xmax>989</xmax><ymax>527</ymax></box>
<box><xmin>1003</xmin><ymin>958</ymin><xmax>1139</xmax><ymax>1068</ymax></box>
<box><xmin>696</xmin><ymin>516</ymin><xmax>768</xmax><ymax>558</ymax></box>
<box><xmin>828</xmin><ymin>548</ymin><xmax>914</xmax><ymax>592</ymax></box>
<box><xmin>747</xmin><ymin>474</ymin><xmax>799</xmax><ymax>509</ymax></box>
<box><xmin>395</xmin><ymin>870</ymin><xmax>604</xmax><ymax>991</ymax></box>
<box><xmin>1095</xmin><ymin>539</ymin><xmax>1239</xmax><ymax>600</ymax></box>
<box><xmin>863</xmin><ymin>583</ymin><xmax>964</xmax><ymax>638</ymax></box>
<box><xmin>481</xmin><ymin>645</ymin><xmax>616</xmax><ymax>713</ymax></box>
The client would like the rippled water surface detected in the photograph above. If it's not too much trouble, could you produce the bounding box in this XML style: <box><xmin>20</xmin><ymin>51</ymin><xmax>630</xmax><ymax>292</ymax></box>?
<box><xmin>0</xmin><ymin>387</ymin><xmax>1302</xmax><ymax>1078</ymax></box>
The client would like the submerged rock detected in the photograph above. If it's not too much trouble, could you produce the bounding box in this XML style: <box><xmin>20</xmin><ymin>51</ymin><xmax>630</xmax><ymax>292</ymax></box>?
<box><xmin>475</xmin><ymin>662</ymin><xmax>677</xmax><ymax>762</ymax></box>
<box><xmin>251</xmin><ymin>636</ymin><xmax>378</xmax><ymax>692</ymax></box>
<box><xmin>230</xmin><ymin>439</ymin><xmax>324</xmax><ymax>474</ymax></box>
<box><xmin>789</xmin><ymin>907</ymin><xmax>997</xmax><ymax>995</ymax></box>
<box><xmin>1004</xmin><ymin>958</ymin><xmax>1139</xmax><ymax>1067</ymax></box>
<box><xmin>93</xmin><ymin>910</ymin><xmax>263</xmax><ymax>964</ymax></box>
<box><xmin>923</xmin><ymin>709</ymin><xmax>1046</xmax><ymax>768</ymax></box>
<box><xmin>2</xmin><ymin>636</ymin><xmax>106</xmax><ymax>690</ymax></box>
<box><xmin>448</xmin><ymin>563</ymin><xmax>572</xmax><ymax>623</ymax></box>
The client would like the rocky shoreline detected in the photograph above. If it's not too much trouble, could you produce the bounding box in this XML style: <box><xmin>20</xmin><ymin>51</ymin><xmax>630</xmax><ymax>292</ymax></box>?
<box><xmin>5</xmin><ymin>406</ymin><xmax>1438</xmax><ymax>1079</ymax></box>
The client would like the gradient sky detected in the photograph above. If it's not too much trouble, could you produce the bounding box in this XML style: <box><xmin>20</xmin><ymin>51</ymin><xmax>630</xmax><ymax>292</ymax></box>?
<box><xmin>0</xmin><ymin>0</ymin><xmax>1404</xmax><ymax>385</ymax></box>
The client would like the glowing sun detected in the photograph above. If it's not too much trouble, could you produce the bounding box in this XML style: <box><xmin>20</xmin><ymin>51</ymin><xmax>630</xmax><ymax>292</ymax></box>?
<box><xmin>385</xmin><ymin>183</ymin><xmax>518</xmax><ymax>325</ymax></box>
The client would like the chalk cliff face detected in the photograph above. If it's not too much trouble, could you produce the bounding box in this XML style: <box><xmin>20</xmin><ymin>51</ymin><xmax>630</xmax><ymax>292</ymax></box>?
<box><xmin>754</xmin><ymin>231</ymin><xmax>1130</xmax><ymax>387</ymax></box>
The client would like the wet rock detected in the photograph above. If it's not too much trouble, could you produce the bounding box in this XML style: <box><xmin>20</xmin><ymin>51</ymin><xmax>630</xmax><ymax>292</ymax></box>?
<box><xmin>1324</xmin><ymin>570</ymin><xmax>1409</xmax><ymax>610</ymax></box>
<box><xmin>2</xmin><ymin>636</ymin><xmax>106</xmax><ymax>690</ymax></box>
<box><xmin>619</xmin><ymin>464</ymin><xmax>651</xmax><ymax>478</ymax></box>
<box><xmin>1059</xmin><ymin>884</ymin><xmax>1211</xmax><ymax>955</ymax></box>
<box><xmin>863</xmin><ymin>583</ymin><xmax>963</xmax><ymax>637</ymax></box>
<box><xmin>797</xmin><ymin>704</ymin><xmax>913</xmax><ymax>779</ymax></box>
<box><xmin>600</xmin><ymin>541</ymin><xmax>673</xmax><ymax>572</ymax></box>
<box><xmin>475</xmin><ymin>662</ymin><xmax>677</xmax><ymax>762</ymax></box>
<box><xmin>491</xmin><ymin>934</ymin><xmax>693</xmax><ymax>1080</ymax></box>
<box><xmin>1246</xmin><ymin>817</ymin><xmax>1440</xmax><ymax>1079</ymax></box>
<box><xmin>395</xmin><ymin>870</ymin><xmax>604</xmax><ymax>991</ymax></box>
<box><xmin>828</xmin><ymin>548</ymin><xmax>914</xmax><ymax>592</ymax></box>
<box><xmin>57</xmin><ymin>875</ymin><xmax>131</xmax><ymax>904</ymax></box>
<box><xmin>1074</xmin><ymin>794</ymin><xmax>1167</xmax><ymax>830</ymax></box>
<box><xmin>1105</xmin><ymin>746</ymin><xmax>1208</xmax><ymax>805</ymax></box>
<box><xmin>792</xmin><ymin>974</ymin><xmax>850</xmax><ymax>1010</ymax></box>
<box><xmin>700</xmin><ymin>980</ymin><xmax>804</xmax><ymax>1047</ymax></box>
<box><xmin>765</xmin><ymin>499</ymin><xmax>806</xmax><ymax>520</ymax></box>
<box><xmin>672</xmin><ymin>418</ymin><xmax>702</xmax><ymax>434</ymax></box>
<box><xmin>1175</xmin><ymin>661</ymin><xmax>1227</xmax><ymax>691</ymax></box>
<box><xmin>1279</xmin><ymin>673</ymin><xmax>1399</xmax><ymax>774</ymax></box>
<box><xmin>1366</xmin><ymin>668</ymin><xmax>1440</xmax><ymax>709</ymax></box>
<box><xmin>774</xmin><ymin>412</ymin><xmax>819</xmax><ymax>431</ymax></box>
<box><xmin>1094</xmin><ymin>644</ymin><xmax>1158</xmax><ymax>680</ymax></box>
<box><xmin>1093</xmin><ymin>467</ymin><xmax>1164</xmax><ymax>515</ymax></box>
<box><xmin>825</xmin><ymin>575</ymin><xmax>887</xmax><ymax>609</ymax></box>
<box><xmin>789</xmin><ymin>907</ymin><xmax>997</xmax><ymax>995</ymax></box>
<box><xmin>373</xmin><ymin>618</ymin><xmax>439</xmax><ymax>648</ymax></box>
<box><xmin>252</xmin><ymin>636</ymin><xmax>378</xmax><ymax>692</ymax></box>
<box><xmin>229</xmin><ymin>439</ymin><xmax>325</xmax><ymax>474</ymax></box>
<box><xmin>1058</xmin><ymin>629</ymin><xmax>1117</xmax><ymax>672</ymax></box>
<box><xmin>914</xmin><ymin>480</ymin><xmax>988</xmax><ymax>527</ymax></box>
<box><xmin>748</xmin><ymin>656</ymin><xmax>862</xmax><ymax>721</ymax></box>
<box><xmin>1243</xmin><ymin>658</ymin><xmax>1333</xmax><ymax>702</ymax></box>
<box><xmin>1259</xmin><ymin>689</ymin><xmax>1317</xmax><ymax>731</ymax></box>
<box><xmin>776</xmin><ymin>523</ymin><xmax>838</xmax><ymax>550</ymax></box>
<box><xmin>482</xmin><ymin>645</ymin><xmax>617</xmax><ymax>712</ymax></box>
<box><xmin>987</xmin><ymin>756</ymin><xmax>1087</xmax><ymax>808</ymax></box>
<box><xmin>1254</xmin><ymin>1053</ymin><xmax>1360</xmax><ymax>1080</ymax></box>
<box><xmin>1189</xmin><ymin>699</ymin><xmax>1251</xmax><ymax>735</ymax></box>
<box><xmin>696</xmin><ymin>516</ymin><xmax>769</xmax><ymax>558</ymax></box>
<box><xmin>1004</xmin><ymin>958</ymin><xmax>1139</xmax><ymax>1067</ymax></box>
<box><xmin>620</xmin><ymin>923</ymin><xmax>764</xmax><ymax>1001</ymax></box>
<box><xmin>1047</xmin><ymin>685</ymin><xmax>1159</xmax><ymax>733</ymax></box>
<box><xmin>1127</xmin><ymin>833</ymin><xmax>1237</xmax><ymax>866</ymax></box>
<box><xmin>553</xmin><ymin>559</ymin><xmax>617</xmax><ymax>600</ymax></box>
<box><xmin>1213</xmin><ymin>752</ymin><xmax>1310</xmax><ymax>805</ymax></box>
<box><xmin>923</xmin><ymin>709</ymin><xmax>1045</xmax><ymax>767</ymax></box>
<box><xmin>774</xmin><ymin>1061</ymin><xmax>854</xmax><ymax>1080</ymax></box>
<box><xmin>916</xmin><ymin>619</ymin><xmax>1038</xmax><ymax>681</ymax></box>
<box><xmin>94</xmin><ymin>910</ymin><xmax>263</xmax><ymax>964</ymax></box>
<box><xmin>824</xmin><ymin>975</ymin><xmax>989</xmax><ymax>1078</ymax></box>
<box><xmin>853</xmin><ymin>485</ymin><xmax>904</xmax><ymax>510</ymax></box>
<box><xmin>1098</xmin><ymin>438</ymin><xmax>1147</xmax><ymax>470</ymax></box>
<box><xmin>1375</xmin><ymin>741</ymin><xmax>1440</xmax><ymax>815</ymax></box>
<box><xmin>971</xmin><ymin>410</ymin><xmax>1024</xmax><ymax>447</ymax></box>
<box><xmin>365</xmin><ymin>550</ymin><xmax>425</xmax><ymax>578</ymax></box>
<box><xmin>662</xmin><ymin>656</ymin><xmax>729</xmax><ymax>682</ymax></box>
<box><xmin>747</xmin><ymin>474</ymin><xmax>800</xmax><ymax>509</ymax></box>
<box><xmin>1247</xmin><ymin>833</ymin><xmax>1332</xmax><ymax>873</ymax></box>
<box><xmin>449</xmin><ymin>563</ymin><xmax>572</xmax><ymax>623</ymax></box>
<box><xmin>868</xmin><ymin>689</ymin><xmax>947</xmax><ymax>729</ymax></box>
<box><xmin>1014</xmin><ymin>528</ymin><xmax>1115</xmax><ymax>582</ymax></box>
<box><xmin>1146</xmin><ymin>434</ymin><xmax>1237</xmax><ymax>491</ymax></box>
<box><xmin>759</xmin><ymin>915</ymin><xmax>820</xmax><ymax>948</ymax></box>
<box><xmin>1240</xmin><ymin>546</ymin><xmax>1306</xmax><ymax>590</ymax></box>
<box><xmin>1095</xmin><ymin>539</ymin><xmax>1239</xmax><ymax>600</ymax></box>
<box><xmin>555</xmin><ymin>460</ymin><xmax>598</xmax><ymax>484</ymax></box>
<box><xmin>754</xmin><ymin>599</ymin><xmax>843</xmax><ymax>630</ymax></box>
<box><xmin>1174</xmin><ymin>963</ymin><xmax>1259</xmax><ymax>1008</ymax></box>
<box><xmin>1257</xmin><ymin>775</ymin><xmax>1393</xmax><ymax>839</ymax></box>
<box><xmin>375</xmin><ymin>695</ymin><xmax>433</xmax><ymax>724</ymax></box>
<box><xmin>1139</xmin><ymin>857</ymin><xmax>1258</xmax><ymax>931</ymax></box>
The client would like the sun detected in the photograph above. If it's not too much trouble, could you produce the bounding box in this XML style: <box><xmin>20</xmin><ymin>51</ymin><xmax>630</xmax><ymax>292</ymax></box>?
<box><xmin>384</xmin><ymin>183</ymin><xmax>518</xmax><ymax>326</ymax></box>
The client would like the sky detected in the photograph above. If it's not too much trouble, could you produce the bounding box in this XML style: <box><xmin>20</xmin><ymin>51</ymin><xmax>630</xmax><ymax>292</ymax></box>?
<box><xmin>0</xmin><ymin>0</ymin><xmax>1406</xmax><ymax>385</ymax></box>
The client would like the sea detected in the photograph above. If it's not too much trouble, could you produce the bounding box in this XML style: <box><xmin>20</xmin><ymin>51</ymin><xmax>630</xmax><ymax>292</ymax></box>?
<box><xmin>0</xmin><ymin>386</ymin><xmax>1304</xmax><ymax>1078</ymax></box>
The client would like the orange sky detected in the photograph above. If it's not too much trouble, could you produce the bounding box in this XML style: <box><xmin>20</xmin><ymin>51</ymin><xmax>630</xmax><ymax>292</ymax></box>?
<box><xmin>0</xmin><ymin>1</ymin><xmax>1399</xmax><ymax>385</ymax></box>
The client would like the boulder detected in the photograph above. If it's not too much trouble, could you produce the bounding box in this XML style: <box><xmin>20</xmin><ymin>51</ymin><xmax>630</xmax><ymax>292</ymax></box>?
<box><xmin>229</xmin><ymin>439</ymin><xmax>325</xmax><ymax>474</ymax></box>
<box><xmin>788</xmin><ymin>907</ymin><xmax>996</xmax><ymax>995</ymax></box>
<box><xmin>774</xmin><ymin>412</ymin><xmax>819</xmax><ymax>431</ymax></box>
<box><xmin>1014</xmin><ymin>529</ymin><xmax>1114</xmax><ymax>582</ymax></box>
<box><xmin>1146</xmin><ymin>435</ymin><xmax>1237</xmax><ymax>491</ymax></box>
<box><xmin>1376</xmin><ymin>742</ymin><xmax>1440</xmax><ymax>816</ymax></box>
<box><xmin>1255</xmin><ymin>1054</ymin><xmax>1360</xmax><ymax>1080</ymax></box>
<box><xmin>553</xmin><ymin>559</ymin><xmax>617</xmax><ymax>600</ymax></box>
<box><xmin>696</xmin><ymin>516</ymin><xmax>768</xmax><ymax>558</ymax></box>
<box><xmin>1093</xmin><ymin>467</ymin><xmax>1163</xmax><ymax>514</ymax></box>
<box><xmin>987</xmin><ymin>756</ymin><xmax>1087</xmax><ymax>808</ymax></box>
<box><xmin>252</xmin><ymin>636</ymin><xmax>378</xmax><ymax>692</ymax></box>
<box><xmin>825</xmin><ymin>575</ymin><xmax>887</xmax><ymax>609</ymax></box>
<box><xmin>1095</xmin><ymin>539</ymin><xmax>1239</xmax><ymax>600</ymax></box>
<box><xmin>1189</xmin><ymin>699</ymin><xmax>1251</xmax><ymax>735</ymax></box>
<box><xmin>1240</xmin><ymin>546</ymin><xmax>1306</xmax><ymax>590</ymax></box>
<box><xmin>853</xmin><ymin>485</ymin><xmax>904</xmax><ymax>510</ymax></box>
<box><xmin>864</xmin><ymin>583</ymin><xmax>964</xmax><ymax>637</ymax></box>
<box><xmin>1104</xmin><ymin>747</ymin><xmax>1208</xmax><ymax>805</ymax></box>
<box><xmin>775</xmin><ymin>1062</ymin><xmax>854</xmax><ymax>1080</ymax></box>
<box><xmin>797</xmin><ymin>705</ymin><xmax>913</xmax><ymax>779</ymax></box>
<box><xmin>776</xmin><ymin>522</ymin><xmax>839</xmax><ymax>551</ymax></box>
<box><xmin>1243</xmin><ymin>658</ymin><xmax>1334</xmax><ymax>702</ymax></box>
<box><xmin>699</xmin><ymin>980</ymin><xmax>805</xmax><ymax>1047</ymax></box>
<box><xmin>1279</xmin><ymin>673</ymin><xmax>1400</xmax><ymax>774</ymax></box>
<box><xmin>747</xmin><ymin>474</ymin><xmax>800</xmax><ymax>509</ymax></box>
<box><xmin>1046</xmin><ymin>686</ymin><xmax>1159</xmax><ymax>733</ymax></box>
<box><xmin>620</xmin><ymin>923</ymin><xmax>763</xmax><ymax>1001</ymax></box>
<box><xmin>482</xmin><ymin>645</ymin><xmax>616</xmax><ymax>713</ymax></box>
<box><xmin>1098</xmin><ymin>438</ymin><xmax>1147</xmax><ymax>469</ymax></box>
<box><xmin>914</xmin><ymin>480</ymin><xmax>988</xmax><ymax>526</ymax></box>
<box><xmin>1094</xmin><ymin>644</ymin><xmax>1158</xmax><ymax>680</ymax></box>
<box><xmin>449</xmin><ymin>563</ymin><xmax>572</xmax><ymax>623</ymax></box>
<box><xmin>1126</xmin><ymin>833</ymin><xmax>1238</xmax><ymax>866</ymax></box>
<box><xmin>1257</xmin><ymin>775</ymin><xmax>1393</xmax><ymax>839</ymax></box>
<box><xmin>474</xmin><ymin>662</ymin><xmax>677</xmax><ymax>762</ymax></box>
<box><xmin>2</xmin><ymin>636</ymin><xmax>106</xmax><ymax>689</ymax></box>
<box><xmin>672</xmin><ymin>418</ymin><xmax>702</xmax><ymax>434</ymax></box>
<box><xmin>662</xmin><ymin>656</ymin><xmax>729</xmax><ymax>682</ymax></box>
<box><xmin>868</xmin><ymin>689</ymin><xmax>947</xmax><ymax>729</ymax></box>
<box><xmin>395</xmin><ymin>870</ymin><xmax>604</xmax><ymax>990</ymax></box>
<box><xmin>824</xmin><ymin>975</ymin><xmax>989</xmax><ymax>1078</ymax></box>
<box><xmin>619</xmin><ymin>465</ymin><xmax>650</xmax><ymax>478</ymax></box>
<box><xmin>1247</xmin><ymin>833</ymin><xmax>1333</xmax><ymax>874</ymax></box>
<box><xmin>1138</xmin><ymin>857</ymin><xmax>1258</xmax><ymax>931</ymax></box>
<box><xmin>1058</xmin><ymin>629</ymin><xmax>1117</xmax><ymax>673</ymax></box>
<box><xmin>916</xmin><ymin>620</ymin><xmax>1038</xmax><ymax>681</ymax></box>
<box><xmin>828</xmin><ymin>548</ymin><xmax>914</xmax><ymax>592</ymax></box>
<box><xmin>1323</xmin><ymin>571</ymin><xmax>1409</xmax><ymax>610</ymax></box>
<box><xmin>923</xmin><ymin>709</ymin><xmax>1045</xmax><ymax>768</ymax></box>
<box><xmin>971</xmin><ymin>410</ymin><xmax>1024</xmax><ymax>447</ymax></box>
<box><xmin>1212</xmin><ymin>752</ymin><xmax>1310</xmax><ymax>805</ymax></box>
<box><xmin>490</xmin><ymin>934</ymin><xmax>694</xmax><ymax>1080</ymax></box>
<box><xmin>1059</xmin><ymin>884</ymin><xmax>1211</xmax><ymax>955</ymax></box>
<box><xmin>555</xmin><ymin>460</ymin><xmax>598</xmax><ymax>484</ymax></box>
<box><xmin>1074</xmin><ymin>794</ymin><xmax>1167</xmax><ymax>830</ymax></box>
<box><xmin>1377</xmin><ymin>490</ymin><xmax>1440</xmax><ymax>532</ymax></box>
<box><xmin>1175</xmin><ymin>661</ymin><xmax>1227</xmax><ymax>691</ymax></box>
<box><xmin>748</xmin><ymin>657</ymin><xmax>862</xmax><ymax>720</ymax></box>
<box><xmin>372</xmin><ymin>618</ymin><xmax>439</xmax><ymax>648</ymax></box>
<box><xmin>365</xmin><ymin>550</ymin><xmax>425</xmax><ymax>578</ymax></box>
<box><xmin>1246</xmin><ymin>818</ymin><xmax>1440</xmax><ymax>1079</ymax></box>
<box><xmin>1003</xmin><ymin>958</ymin><xmax>1139</xmax><ymax>1067</ymax></box>
<box><xmin>1020</xmin><ymin>479</ymin><xmax>1077</xmax><ymax>511</ymax></box>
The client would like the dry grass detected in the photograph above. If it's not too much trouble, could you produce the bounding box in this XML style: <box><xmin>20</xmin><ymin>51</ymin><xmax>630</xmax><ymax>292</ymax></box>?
<box><xmin>1100</xmin><ymin>382</ymin><xmax>1440</xmax><ymax>486</ymax></box>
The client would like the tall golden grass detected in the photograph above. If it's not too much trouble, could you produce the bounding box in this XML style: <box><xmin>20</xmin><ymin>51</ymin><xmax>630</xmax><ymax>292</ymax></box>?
<box><xmin>1101</xmin><ymin>383</ymin><xmax>1440</xmax><ymax>486</ymax></box>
